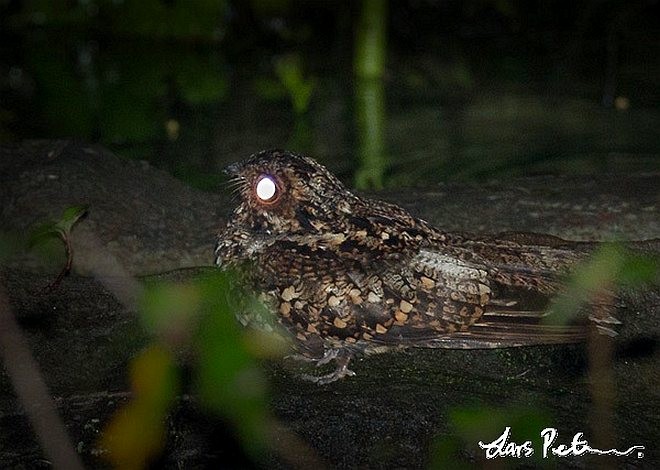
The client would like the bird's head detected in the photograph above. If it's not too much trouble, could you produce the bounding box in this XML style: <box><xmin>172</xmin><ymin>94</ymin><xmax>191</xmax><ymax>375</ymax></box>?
<box><xmin>224</xmin><ymin>149</ymin><xmax>358</xmax><ymax>236</ymax></box>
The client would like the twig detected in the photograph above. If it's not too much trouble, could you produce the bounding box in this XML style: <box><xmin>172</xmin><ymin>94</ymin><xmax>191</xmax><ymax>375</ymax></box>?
<box><xmin>587</xmin><ymin>292</ymin><xmax>617</xmax><ymax>470</ymax></box>
<box><xmin>0</xmin><ymin>281</ymin><xmax>85</xmax><ymax>470</ymax></box>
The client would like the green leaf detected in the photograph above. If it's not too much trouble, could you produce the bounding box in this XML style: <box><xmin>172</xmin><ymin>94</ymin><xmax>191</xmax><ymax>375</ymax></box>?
<box><xmin>57</xmin><ymin>205</ymin><xmax>89</xmax><ymax>233</ymax></box>
<box><xmin>28</xmin><ymin>205</ymin><xmax>89</xmax><ymax>248</ymax></box>
<box><xmin>140</xmin><ymin>282</ymin><xmax>201</xmax><ymax>339</ymax></box>
<box><xmin>28</xmin><ymin>222</ymin><xmax>62</xmax><ymax>248</ymax></box>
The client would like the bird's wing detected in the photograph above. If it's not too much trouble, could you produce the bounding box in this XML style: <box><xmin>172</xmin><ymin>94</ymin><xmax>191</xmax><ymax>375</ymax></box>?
<box><xmin>441</xmin><ymin>232</ymin><xmax>593</xmax><ymax>293</ymax></box>
<box><xmin>254</xmin><ymin>236</ymin><xmax>590</xmax><ymax>352</ymax></box>
<box><xmin>364</xmin><ymin>247</ymin><xmax>589</xmax><ymax>349</ymax></box>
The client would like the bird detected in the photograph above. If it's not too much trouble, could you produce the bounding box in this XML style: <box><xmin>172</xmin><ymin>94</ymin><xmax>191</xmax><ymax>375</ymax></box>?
<box><xmin>215</xmin><ymin>149</ymin><xmax>625</xmax><ymax>384</ymax></box>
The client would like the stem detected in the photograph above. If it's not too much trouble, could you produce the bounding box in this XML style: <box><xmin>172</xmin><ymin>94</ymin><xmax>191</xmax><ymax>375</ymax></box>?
<box><xmin>47</xmin><ymin>232</ymin><xmax>73</xmax><ymax>290</ymax></box>
<box><xmin>587</xmin><ymin>297</ymin><xmax>616</xmax><ymax>470</ymax></box>
<box><xmin>354</xmin><ymin>0</ymin><xmax>388</xmax><ymax>79</ymax></box>
<box><xmin>354</xmin><ymin>0</ymin><xmax>388</xmax><ymax>189</ymax></box>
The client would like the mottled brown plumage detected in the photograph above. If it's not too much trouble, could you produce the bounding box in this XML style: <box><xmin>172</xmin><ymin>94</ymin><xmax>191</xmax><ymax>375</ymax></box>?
<box><xmin>215</xmin><ymin>149</ymin><xmax>620</xmax><ymax>383</ymax></box>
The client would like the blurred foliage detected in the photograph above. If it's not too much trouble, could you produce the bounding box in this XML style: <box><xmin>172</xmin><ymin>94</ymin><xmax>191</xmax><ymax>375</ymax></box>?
<box><xmin>2</xmin><ymin>0</ymin><xmax>659</xmax><ymax>186</ymax></box>
<box><xmin>548</xmin><ymin>244</ymin><xmax>659</xmax><ymax>325</ymax></box>
<box><xmin>354</xmin><ymin>0</ymin><xmax>388</xmax><ymax>190</ymax></box>
<box><xmin>354</xmin><ymin>78</ymin><xmax>386</xmax><ymax>190</ymax></box>
<box><xmin>100</xmin><ymin>345</ymin><xmax>179</xmax><ymax>470</ymax></box>
<box><xmin>253</xmin><ymin>54</ymin><xmax>315</xmax><ymax>115</ymax></box>
<box><xmin>8</xmin><ymin>0</ymin><xmax>229</xmax><ymax>41</ymax></box>
<box><xmin>430</xmin><ymin>405</ymin><xmax>552</xmax><ymax>469</ymax></box>
<box><xmin>175</xmin><ymin>54</ymin><xmax>228</xmax><ymax>105</ymax></box>
<box><xmin>23</xmin><ymin>38</ymin><xmax>228</xmax><ymax>151</ymax></box>
<box><xmin>287</xmin><ymin>113</ymin><xmax>313</xmax><ymax>154</ymax></box>
<box><xmin>252</xmin><ymin>76</ymin><xmax>288</xmax><ymax>102</ymax></box>
<box><xmin>101</xmin><ymin>269</ymin><xmax>288</xmax><ymax>467</ymax></box>
<box><xmin>252</xmin><ymin>53</ymin><xmax>316</xmax><ymax>153</ymax></box>
<box><xmin>354</xmin><ymin>0</ymin><xmax>387</xmax><ymax>80</ymax></box>
<box><xmin>274</xmin><ymin>54</ymin><xmax>315</xmax><ymax>115</ymax></box>
<box><xmin>104</xmin><ymin>0</ymin><xmax>228</xmax><ymax>40</ymax></box>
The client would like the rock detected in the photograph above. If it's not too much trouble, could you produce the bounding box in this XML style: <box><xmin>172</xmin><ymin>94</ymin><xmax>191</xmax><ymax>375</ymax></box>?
<box><xmin>1</xmin><ymin>141</ymin><xmax>225</xmax><ymax>275</ymax></box>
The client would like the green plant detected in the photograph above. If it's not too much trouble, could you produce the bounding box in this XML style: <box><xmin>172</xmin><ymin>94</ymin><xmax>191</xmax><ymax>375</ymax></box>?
<box><xmin>547</xmin><ymin>244</ymin><xmax>659</xmax><ymax>326</ymax></box>
<box><xmin>101</xmin><ymin>269</ymin><xmax>289</xmax><ymax>467</ymax></box>
<box><xmin>274</xmin><ymin>54</ymin><xmax>315</xmax><ymax>115</ymax></box>
<box><xmin>28</xmin><ymin>205</ymin><xmax>89</xmax><ymax>287</ymax></box>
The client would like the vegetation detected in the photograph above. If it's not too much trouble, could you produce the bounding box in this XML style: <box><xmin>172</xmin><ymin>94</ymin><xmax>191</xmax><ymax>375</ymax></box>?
<box><xmin>0</xmin><ymin>1</ymin><xmax>658</xmax><ymax>467</ymax></box>
<box><xmin>102</xmin><ymin>270</ymin><xmax>287</xmax><ymax>467</ymax></box>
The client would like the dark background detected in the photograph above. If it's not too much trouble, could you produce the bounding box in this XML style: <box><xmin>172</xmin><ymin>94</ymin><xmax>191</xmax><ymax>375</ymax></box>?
<box><xmin>1</xmin><ymin>0</ymin><xmax>659</xmax><ymax>189</ymax></box>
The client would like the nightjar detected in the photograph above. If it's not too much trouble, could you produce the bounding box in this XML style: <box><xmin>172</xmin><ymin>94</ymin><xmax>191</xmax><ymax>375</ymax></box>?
<box><xmin>215</xmin><ymin>149</ymin><xmax>623</xmax><ymax>384</ymax></box>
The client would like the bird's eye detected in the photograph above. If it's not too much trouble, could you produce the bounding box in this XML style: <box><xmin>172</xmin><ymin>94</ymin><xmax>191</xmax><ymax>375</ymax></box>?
<box><xmin>255</xmin><ymin>175</ymin><xmax>278</xmax><ymax>202</ymax></box>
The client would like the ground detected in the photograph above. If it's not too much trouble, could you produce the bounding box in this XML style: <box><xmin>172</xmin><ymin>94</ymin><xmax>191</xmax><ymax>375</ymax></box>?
<box><xmin>0</xmin><ymin>141</ymin><xmax>657</xmax><ymax>468</ymax></box>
